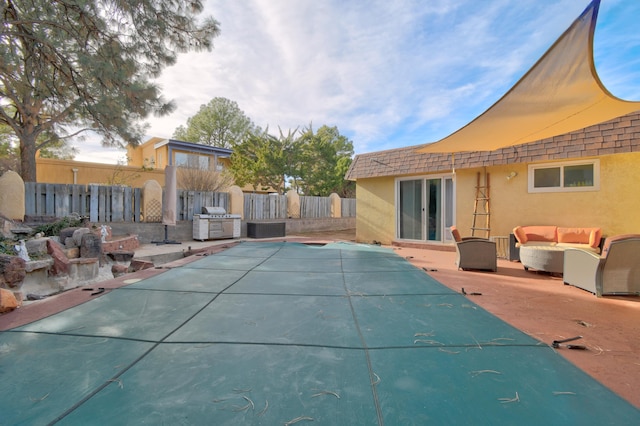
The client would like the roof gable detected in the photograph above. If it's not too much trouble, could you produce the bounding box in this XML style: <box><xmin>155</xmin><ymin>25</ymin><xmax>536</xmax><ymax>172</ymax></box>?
<box><xmin>346</xmin><ymin>111</ymin><xmax>640</xmax><ymax>180</ymax></box>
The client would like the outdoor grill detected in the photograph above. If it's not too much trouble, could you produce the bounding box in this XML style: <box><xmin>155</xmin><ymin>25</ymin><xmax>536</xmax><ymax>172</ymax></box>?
<box><xmin>193</xmin><ymin>207</ymin><xmax>241</xmax><ymax>240</ymax></box>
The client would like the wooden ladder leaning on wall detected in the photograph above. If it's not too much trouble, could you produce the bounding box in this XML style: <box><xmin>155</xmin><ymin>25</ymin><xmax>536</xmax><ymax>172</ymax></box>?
<box><xmin>471</xmin><ymin>171</ymin><xmax>490</xmax><ymax>238</ymax></box>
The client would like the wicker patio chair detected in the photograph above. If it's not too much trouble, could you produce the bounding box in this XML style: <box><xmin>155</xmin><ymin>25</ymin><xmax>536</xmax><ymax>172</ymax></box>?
<box><xmin>563</xmin><ymin>234</ymin><xmax>640</xmax><ymax>297</ymax></box>
<box><xmin>450</xmin><ymin>226</ymin><xmax>497</xmax><ymax>272</ymax></box>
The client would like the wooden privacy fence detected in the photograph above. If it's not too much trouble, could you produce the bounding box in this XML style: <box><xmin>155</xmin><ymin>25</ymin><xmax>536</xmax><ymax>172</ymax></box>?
<box><xmin>342</xmin><ymin>197</ymin><xmax>356</xmax><ymax>217</ymax></box>
<box><xmin>243</xmin><ymin>193</ymin><xmax>287</xmax><ymax>220</ymax></box>
<box><xmin>24</xmin><ymin>183</ymin><xmax>354</xmax><ymax>222</ymax></box>
<box><xmin>243</xmin><ymin>193</ymin><xmax>356</xmax><ymax>220</ymax></box>
<box><xmin>24</xmin><ymin>183</ymin><xmax>228</xmax><ymax>223</ymax></box>
<box><xmin>24</xmin><ymin>183</ymin><xmax>141</xmax><ymax>223</ymax></box>
<box><xmin>178</xmin><ymin>191</ymin><xmax>229</xmax><ymax>221</ymax></box>
<box><xmin>300</xmin><ymin>196</ymin><xmax>331</xmax><ymax>218</ymax></box>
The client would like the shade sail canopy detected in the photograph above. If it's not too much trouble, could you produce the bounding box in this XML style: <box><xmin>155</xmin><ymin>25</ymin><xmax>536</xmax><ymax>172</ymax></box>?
<box><xmin>418</xmin><ymin>0</ymin><xmax>640</xmax><ymax>154</ymax></box>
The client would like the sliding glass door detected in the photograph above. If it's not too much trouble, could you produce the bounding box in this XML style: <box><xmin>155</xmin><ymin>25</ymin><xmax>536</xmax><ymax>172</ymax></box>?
<box><xmin>397</xmin><ymin>176</ymin><xmax>455</xmax><ymax>243</ymax></box>
<box><xmin>399</xmin><ymin>179</ymin><xmax>423</xmax><ymax>240</ymax></box>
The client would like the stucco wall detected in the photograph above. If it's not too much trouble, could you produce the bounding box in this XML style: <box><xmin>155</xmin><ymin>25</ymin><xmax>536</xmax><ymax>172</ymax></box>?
<box><xmin>36</xmin><ymin>158</ymin><xmax>166</xmax><ymax>186</ymax></box>
<box><xmin>355</xmin><ymin>177</ymin><xmax>396</xmax><ymax>244</ymax></box>
<box><xmin>355</xmin><ymin>151</ymin><xmax>640</xmax><ymax>245</ymax></box>
<box><xmin>479</xmin><ymin>152</ymin><xmax>640</xmax><ymax>238</ymax></box>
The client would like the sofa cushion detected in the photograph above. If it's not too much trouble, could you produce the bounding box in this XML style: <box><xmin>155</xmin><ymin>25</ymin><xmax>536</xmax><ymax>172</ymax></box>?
<box><xmin>557</xmin><ymin>227</ymin><xmax>602</xmax><ymax>248</ymax></box>
<box><xmin>513</xmin><ymin>226</ymin><xmax>557</xmax><ymax>244</ymax></box>
<box><xmin>556</xmin><ymin>242</ymin><xmax>600</xmax><ymax>253</ymax></box>
<box><xmin>450</xmin><ymin>226</ymin><xmax>462</xmax><ymax>242</ymax></box>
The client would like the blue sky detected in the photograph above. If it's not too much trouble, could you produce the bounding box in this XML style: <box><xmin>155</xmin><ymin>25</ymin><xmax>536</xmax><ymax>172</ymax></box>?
<box><xmin>75</xmin><ymin>0</ymin><xmax>640</xmax><ymax>163</ymax></box>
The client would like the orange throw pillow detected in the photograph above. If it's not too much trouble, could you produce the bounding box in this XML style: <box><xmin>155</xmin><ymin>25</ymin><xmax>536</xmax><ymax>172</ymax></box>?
<box><xmin>450</xmin><ymin>226</ymin><xmax>462</xmax><ymax>242</ymax></box>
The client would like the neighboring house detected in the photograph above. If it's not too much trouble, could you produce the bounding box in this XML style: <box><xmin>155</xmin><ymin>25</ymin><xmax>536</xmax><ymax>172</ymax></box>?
<box><xmin>34</xmin><ymin>137</ymin><xmax>232</xmax><ymax>187</ymax></box>
<box><xmin>34</xmin><ymin>137</ymin><xmax>270</xmax><ymax>193</ymax></box>
<box><xmin>127</xmin><ymin>137</ymin><xmax>275</xmax><ymax>193</ymax></box>
<box><xmin>346</xmin><ymin>111</ymin><xmax>640</xmax><ymax>246</ymax></box>
<box><xmin>127</xmin><ymin>137</ymin><xmax>232</xmax><ymax>172</ymax></box>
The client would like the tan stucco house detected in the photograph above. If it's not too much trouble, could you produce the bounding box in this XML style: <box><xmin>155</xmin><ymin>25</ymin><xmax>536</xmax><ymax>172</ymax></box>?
<box><xmin>36</xmin><ymin>137</ymin><xmax>268</xmax><ymax>192</ymax></box>
<box><xmin>346</xmin><ymin>111</ymin><xmax>640</xmax><ymax>247</ymax></box>
<box><xmin>126</xmin><ymin>137</ymin><xmax>232</xmax><ymax>172</ymax></box>
<box><xmin>34</xmin><ymin>137</ymin><xmax>232</xmax><ymax>187</ymax></box>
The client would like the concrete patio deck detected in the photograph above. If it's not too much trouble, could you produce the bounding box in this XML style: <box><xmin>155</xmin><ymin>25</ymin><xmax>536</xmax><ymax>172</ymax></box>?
<box><xmin>1</xmin><ymin>230</ymin><xmax>638</xmax><ymax>411</ymax></box>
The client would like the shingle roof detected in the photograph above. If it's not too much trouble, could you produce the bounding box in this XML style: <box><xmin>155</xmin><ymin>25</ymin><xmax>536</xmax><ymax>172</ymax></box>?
<box><xmin>346</xmin><ymin>111</ymin><xmax>640</xmax><ymax>180</ymax></box>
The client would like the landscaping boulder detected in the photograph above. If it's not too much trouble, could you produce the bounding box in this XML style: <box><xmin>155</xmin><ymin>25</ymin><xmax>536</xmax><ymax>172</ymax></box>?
<box><xmin>0</xmin><ymin>287</ymin><xmax>20</xmax><ymax>313</ymax></box>
<box><xmin>0</xmin><ymin>254</ymin><xmax>26</xmax><ymax>288</ymax></box>
<box><xmin>47</xmin><ymin>239</ymin><xmax>70</xmax><ymax>276</ymax></box>
<box><xmin>129</xmin><ymin>259</ymin><xmax>154</xmax><ymax>272</ymax></box>
<box><xmin>59</xmin><ymin>227</ymin><xmax>81</xmax><ymax>242</ymax></box>
<box><xmin>111</xmin><ymin>264</ymin><xmax>129</xmax><ymax>278</ymax></box>
<box><xmin>106</xmin><ymin>251</ymin><xmax>135</xmax><ymax>263</ymax></box>
<box><xmin>25</xmin><ymin>237</ymin><xmax>49</xmax><ymax>257</ymax></box>
<box><xmin>80</xmin><ymin>233</ymin><xmax>102</xmax><ymax>259</ymax></box>
<box><xmin>65</xmin><ymin>247</ymin><xmax>80</xmax><ymax>259</ymax></box>
<box><xmin>72</xmin><ymin>228</ymin><xmax>91</xmax><ymax>247</ymax></box>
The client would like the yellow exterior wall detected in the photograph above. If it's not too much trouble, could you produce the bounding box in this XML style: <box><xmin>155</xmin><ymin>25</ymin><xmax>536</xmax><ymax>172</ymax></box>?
<box><xmin>38</xmin><ymin>152</ymin><xmax>256</xmax><ymax>192</ymax></box>
<box><xmin>126</xmin><ymin>137</ymin><xmax>164</xmax><ymax>169</ymax></box>
<box><xmin>355</xmin><ymin>151</ymin><xmax>640</xmax><ymax>245</ymax></box>
<box><xmin>472</xmin><ymin>152</ymin><xmax>640</xmax><ymax>238</ymax></box>
<box><xmin>355</xmin><ymin>176</ymin><xmax>396</xmax><ymax>244</ymax></box>
<box><xmin>36</xmin><ymin>157</ymin><xmax>166</xmax><ymax>186</ymax></box>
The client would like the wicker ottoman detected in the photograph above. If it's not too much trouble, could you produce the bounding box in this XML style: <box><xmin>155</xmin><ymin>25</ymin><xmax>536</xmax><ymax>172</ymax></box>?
<box><xmin>518</xmin><ymin>245</ymin><xmax>565</xmax><ymax>274</ymax></box>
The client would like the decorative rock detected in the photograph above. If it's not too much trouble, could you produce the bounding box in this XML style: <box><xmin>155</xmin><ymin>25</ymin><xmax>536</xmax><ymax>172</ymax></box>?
<box><xmin>47</xmin><ymin>239</ymin><xmax>70</xmax><ymax>276</ymax></box>
<box><xmin>25</xmin><ymin>237</ymin><xmax>49</xmax><ymax>257</ymax></box>
<box><xmin>0</xmin><ymin>254</ymin><xmax>26</xmax><ymax>288</ymax></box>
<box><xmin>65</xmin><ymin>247</ymin><xmax>80</xmax><ymax>259</ymax></box>
<box><xmin>24</xmin><ymin>258</ymin><xmax>54</xmax><ymax>273</ymax></box>
<box><xmin>106</xmin><ymin>251</ymin><xmax>135</xmax><ymax>263</ymax></box>
<box><xmin>129</xmin><ymin>259</ymin><xmax>154</xmax><ymax>272</ymax></box>
<box><xmin>102</xmin><ymin>235</ymin><xmax>139</xmax><ymax>252</ymax></box>
<box><xmin>80</xmin><ymin>233</ymin><xmax>102</xmax><ymax>259</ymax></box>
<box><xmin>111</xmin><ymin>264</ymin><xmax>129</xmax><ymax>277</ymax></box>
<box><xmin>64</xmin><ymin>237</ymin><xmax>76</xmax><ymax>248</ymax></box>
<box><xmin>0</xmin><ymin>217</ymin><xmax>12</xmax><ymax>239</ymax></box>
<box><xmin>59</xmin><ymin>227</ymin><xmax>81</xmax><ymax>242</ymax></box>
<box><xmin>72</xmin><ymin>228</ymin><xmax>91</xmax><ymax>247</ymax></box>
<box><xmin>0</xmin><ymin>288</ymin><xmax>20</xmax><ymax>313</ymax></box>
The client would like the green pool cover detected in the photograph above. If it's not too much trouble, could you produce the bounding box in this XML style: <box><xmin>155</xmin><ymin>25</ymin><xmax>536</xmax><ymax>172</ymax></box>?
<box><xmin>1</xmin><ymin>242</ymin><xmax>638</xmax><ymax>425</ymax></box>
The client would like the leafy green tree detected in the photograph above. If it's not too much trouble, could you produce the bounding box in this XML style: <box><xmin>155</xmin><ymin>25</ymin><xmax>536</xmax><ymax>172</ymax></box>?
<box><xmin>297</xmin><ymin>125</ymin><xmax>354</xmax><ymax>197</ymax></box>
<box><xmin>173</xmin><ymin>97</ymin><xmax>259</xmax><ymax>148</ymax></box>
<box><xmin>230</xmin><ymin>128</ymin><xmax>298</xmax><ymax>193</ymax></box>
<box><xmin>0</xmin><ymin>1</ymin><xmax>220</xmax><ymax>182</ymax></box>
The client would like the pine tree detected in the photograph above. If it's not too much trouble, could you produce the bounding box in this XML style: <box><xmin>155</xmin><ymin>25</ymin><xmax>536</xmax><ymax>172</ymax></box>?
<box><xmin>0</xmin><ymin>0</ymin><xmax>220</xmax><ymax>181</ymax></box>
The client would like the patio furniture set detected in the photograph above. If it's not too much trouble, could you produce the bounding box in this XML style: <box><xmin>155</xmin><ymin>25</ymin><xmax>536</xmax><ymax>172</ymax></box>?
<box><xmin>450</xmin><ymin>225</ymin><xmax>640</xmax><ymax>297</ymax></box>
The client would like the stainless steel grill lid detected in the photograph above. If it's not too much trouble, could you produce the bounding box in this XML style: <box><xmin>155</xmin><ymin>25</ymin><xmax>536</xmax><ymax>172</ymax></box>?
<box><xmin>202</xmin><ymin>206</ymin><xmax>227</xmax><ymax>215</ymax></box>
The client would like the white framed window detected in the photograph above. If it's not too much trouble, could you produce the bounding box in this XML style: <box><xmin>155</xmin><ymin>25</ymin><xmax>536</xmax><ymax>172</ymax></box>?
<box><xmin>528</xmin><ymin>159</ymin><xmax>599</xmax><ymax>193</ymax></box>
<box><xmin>175</xmin><ymin>153</ymin><xmax>211</xmax><ymax>169</ymax></box>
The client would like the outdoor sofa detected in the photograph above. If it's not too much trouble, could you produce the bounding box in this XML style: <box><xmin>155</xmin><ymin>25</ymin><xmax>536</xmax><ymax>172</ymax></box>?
<box><xmin>513</xmin><ymin>225</ymin><xmax>602</xmax><ymax>274</ymax></box>
<box><xmin>563</xmin><ymin>234</ymin><xmax>640</xmax><ymax>297</ymax></box>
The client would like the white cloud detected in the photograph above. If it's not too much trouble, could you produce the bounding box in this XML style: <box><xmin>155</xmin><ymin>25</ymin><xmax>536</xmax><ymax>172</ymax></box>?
<box><xmin>73</xmin><ymin>0</ymin><xmax>640</xmax><ymax>163</ymax></box>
